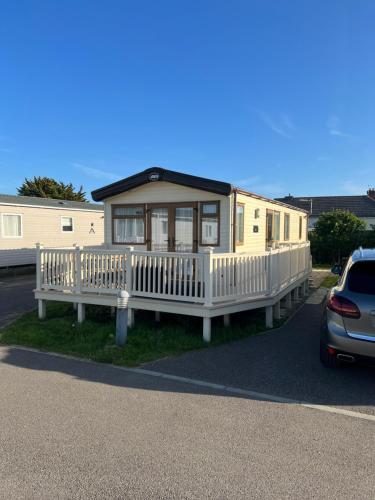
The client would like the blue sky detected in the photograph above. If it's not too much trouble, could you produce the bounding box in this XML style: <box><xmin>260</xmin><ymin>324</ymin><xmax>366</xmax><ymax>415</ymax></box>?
<box><xmin>0</xmin><ymin>0</ymin><xmax>374</xmax><ymax>201</ymax></box>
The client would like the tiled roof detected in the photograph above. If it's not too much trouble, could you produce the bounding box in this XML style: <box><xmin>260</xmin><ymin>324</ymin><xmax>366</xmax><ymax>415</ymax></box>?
<box><xmin>275</xmin><ymin>195</ymin><xmax>375</xmax><ymax>218</ymax></box>
<box><xmin>0</xmin><ymin>193</ymin><xmax>103</xmax><ymax>211</ymax></box>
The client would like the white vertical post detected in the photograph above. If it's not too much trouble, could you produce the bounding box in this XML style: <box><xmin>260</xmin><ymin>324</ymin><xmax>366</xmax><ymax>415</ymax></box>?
<box><xmin>77</xmin><ymin>303</ymin><xmax>85</xmax><ymax>323</ymax></box>
<box><xmin>223</xmin><ymin>314</ymin><xmax>230</xmax><ymax>327</ymax></box>
<box><xmin>202</xmin><ymin>247</ymin><xmax>214</xmax><ymax>306</ymax></box>
<box><xmin>273</xmin><ymin>300</ymin><xmax>281</xmax><ymax>320</ymax></box>
<box><xmin>35</xmin><ymin>243</ymin><xmax>43</xmax><ymax>291</ymax></box>
<box><xmin>75</xmin><ymin>245</ymin><xmax>83</xmax><ymax>294</ymax></box>
<box><xmin>155</xmin><ymin>311</ymin><xmax>161</xmax><ymax>322</ymax></box>
<box><xmin>265</xmin><ymin>306</ymin><xmax>273</xmax><ymax>328</ymax></box>
<box><xmin>266</xmin><ymin>251</ymin><xmax>272</xmax><ymax>295</ymax></box>
<box><xmin>38</xmin><ymin>299</ymin><xmax>46</xmax><ymax>320</ymax></box>
<box><xmin>203</xmin><ymin>317</ymin><xmax>211</xmax><ymax>342</ymax></box>
<box><xmin>125</xmin><ymin>246</ymin><xmax>134</xmax><ymax>294</ymax></box>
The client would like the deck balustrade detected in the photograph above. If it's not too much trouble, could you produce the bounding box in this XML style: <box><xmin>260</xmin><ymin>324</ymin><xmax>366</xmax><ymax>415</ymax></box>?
<box><xmin>35</xmin><ymin>242</ymin><xmax>311</xmax><ymax>305</ymax></box>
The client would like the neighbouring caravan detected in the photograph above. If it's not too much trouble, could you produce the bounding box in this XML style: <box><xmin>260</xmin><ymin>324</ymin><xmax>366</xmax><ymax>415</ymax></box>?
<box><xmin>0</xmin><ymin>194</ymin><xmax>104</xmax><ymax>267</ymax></box>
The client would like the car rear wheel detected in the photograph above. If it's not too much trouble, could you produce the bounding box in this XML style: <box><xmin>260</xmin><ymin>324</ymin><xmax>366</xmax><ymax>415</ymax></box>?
<box><xmin>320</xmin><ymin>342</ymin><xmax>341</xmax><ymax>368</ymax></box>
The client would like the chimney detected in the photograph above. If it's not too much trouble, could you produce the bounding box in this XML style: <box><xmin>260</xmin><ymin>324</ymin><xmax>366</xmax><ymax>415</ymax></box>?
<box><xmin>367</xmin><ymin>188</ymin><xmax>375</xmax><ymax>200</ymax></box>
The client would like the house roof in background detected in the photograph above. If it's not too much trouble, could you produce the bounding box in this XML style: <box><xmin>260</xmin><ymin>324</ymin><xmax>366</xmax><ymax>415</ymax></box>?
<box><xmin>91</xmin><ymin>167</ymin><xmax>308</xmax><ymax>213</ymax></box>
<box><xmin>0</xmin><ymin>193</ymin><xmax>103</xmax><ymax>211</ymax></box>
<box><xmin>275</xmin><ymin>195</ymin><xmax>375</xmax><ymax>218</ymax></box>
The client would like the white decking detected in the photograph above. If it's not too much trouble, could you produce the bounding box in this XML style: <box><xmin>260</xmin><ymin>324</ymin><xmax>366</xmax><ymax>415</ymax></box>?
<box><xmin>34</xmin><ymin>242</ymin><xmax>312</xmax><ymax>341</ymax></box>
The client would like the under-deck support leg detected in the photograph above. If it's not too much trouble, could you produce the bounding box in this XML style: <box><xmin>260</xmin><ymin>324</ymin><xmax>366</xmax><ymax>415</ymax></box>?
<box><xmin>128</xmin><ymin>308</ymin><xmax>134</xmax><ymax>328</ymax></box>
<box><xmin>265</xmin><ymin>306</ymin><xmax>273</xmax><ymax>328</ymax></box>
<box><xmin>292</xmin><ymin>287</ymin><xmax>299</xmax><ymax>302</ymax></box>
<box><xmin>285</xmin><ymin>292</ymin><xmax>292</xmax><ymax>309</ymax></box>
<box><xmin>203</xmin><ymin>317</ymin><xmax>211</xmax><ymax>342</ymax></box>
<box><xmin>155</xmin><ymin>311</ymin><xmax>161</xmax><ymax>322</ymax></box>
<box><xmin>223</xmin><ymin>314</ymin><xmax>230</xmax><ymax>327</ymax></box>
<box><xmin>77</xmin><ymin>303</ymin><xmax>85</xmax><ymax>323</ymax></box>
<box><xmin>303</xmin><ymin>280</ymin><xmax>309</xmax><ymax>296</ymax></box>
<box><xmin>273</xmin><ymin>301</ymin><xmax>281</xmax><ymax>320</ymax></box>
<box><xmin>73</xmin><ymin>302</ymin><xmax>77</xmax><ymax>311</ymax></box>
<box><xmin>38</xmin><ymin>299</ymin><xmax>46</xmax><ymax>320</ymax></box>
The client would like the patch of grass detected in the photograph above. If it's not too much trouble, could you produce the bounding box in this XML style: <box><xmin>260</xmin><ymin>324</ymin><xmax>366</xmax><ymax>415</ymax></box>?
<box><xmin>0</xmin><ymin>303</ymin><xmax>273</xmax><ymax>367</ymax></box>
<box><xmin>320</xmin><ymin>275</ymin><xmax>339</xmax><ymax>288</ymax></box>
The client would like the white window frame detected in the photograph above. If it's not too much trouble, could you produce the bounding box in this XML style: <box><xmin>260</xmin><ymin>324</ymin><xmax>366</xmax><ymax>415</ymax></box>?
<box><xmin>1</xmin><ymin>213</ymin><xmax>23</xmax><ymax>238</ymax></box>
<box><xmin>61</xmin><ymin>216</ymin><xmax>74</xmax><ymax>233</ymax></box>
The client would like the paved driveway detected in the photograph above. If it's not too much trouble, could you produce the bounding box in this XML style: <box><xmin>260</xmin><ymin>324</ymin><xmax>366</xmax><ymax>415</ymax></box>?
<box><xmin>0</xmin><ymin>273</ymin><xmax>36</xmax><ymax>328</ymax></box>
<box><xmin>144</xmin><ymin>292</ymin><xmax>375</xmax><ymax>416</ymax></box>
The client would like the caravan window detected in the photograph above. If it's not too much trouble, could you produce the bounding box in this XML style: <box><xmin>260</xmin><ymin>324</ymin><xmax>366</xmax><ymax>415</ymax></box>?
<box><xmin>112</xmin><ymin>205</ymin><xmax>145</xmax><ymax>244</ymax></box>
<box><xmin>1</xmin><ymin>214</ymin><xmax>22</xmax><ymax>238</ymax></box>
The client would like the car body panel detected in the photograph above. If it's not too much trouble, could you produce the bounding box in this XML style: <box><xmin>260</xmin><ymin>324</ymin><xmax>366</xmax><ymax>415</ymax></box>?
<box><xmin>322</xmin><ymin>248</ymin><xmax>375</xmax><ymax>362</ymax></box>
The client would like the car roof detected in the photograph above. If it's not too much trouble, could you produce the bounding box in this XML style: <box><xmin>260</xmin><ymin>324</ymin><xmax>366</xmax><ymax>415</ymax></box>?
<box><xmin>351</xmin><ymin>247</ymin><xmax>375</xmax><ymax>262</ymax></box>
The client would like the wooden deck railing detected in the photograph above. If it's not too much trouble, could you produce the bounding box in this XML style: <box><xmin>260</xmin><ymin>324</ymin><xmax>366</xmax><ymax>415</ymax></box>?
<box><xmin>35</xmin><ymin>242</ymin><xmax>311</xmax><ymax>305</ymax></box>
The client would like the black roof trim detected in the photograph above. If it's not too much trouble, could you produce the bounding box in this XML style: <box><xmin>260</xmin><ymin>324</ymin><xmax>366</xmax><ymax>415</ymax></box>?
<box><xmin>91</xmin><ymin>167</ymin><xmax>233</xmax><ymax>201</ymax></box>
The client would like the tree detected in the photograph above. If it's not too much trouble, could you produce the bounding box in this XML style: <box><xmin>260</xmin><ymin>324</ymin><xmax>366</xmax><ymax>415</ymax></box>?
<box><xmin>17</xmin><ymin>176</ymin><xmax>87</xmax><ymax>202</ymax></box>
<box><xmin>309</xmin><ymin>210</ymin><xmax>366</xmax><ymax>264</ymax></box>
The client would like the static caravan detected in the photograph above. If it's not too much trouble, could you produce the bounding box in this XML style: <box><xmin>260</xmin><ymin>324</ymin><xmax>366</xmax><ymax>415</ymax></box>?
<box><xmin>34</xmin><ymin>168</ymin><xmax>311</xmax><ymax>341</ymax></box>
<box><xmin>0</xmin><ymin>194</ymin><xmax>104</xmax><ymax>267</ymax></box>
<box><xmin>90</xmin><ymin>167</ymin><xmax>309</xmax><ymax>253</ymax></box>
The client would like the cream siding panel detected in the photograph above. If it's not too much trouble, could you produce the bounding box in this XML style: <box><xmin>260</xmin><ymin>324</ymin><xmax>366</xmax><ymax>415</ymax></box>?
<box><xmin>104</xmin><ymin>181</ymin><xmax>231</xmax><ymax>252</ymax></box>
<box><xmin>0</xmin><ymin>206</ymin><xmax>104</xmax><ymax>267</ymax></box>
<box><xmin>235</xmin><ymin>193</ymin><xmax>308</xmax><ymax>253</ymax></box>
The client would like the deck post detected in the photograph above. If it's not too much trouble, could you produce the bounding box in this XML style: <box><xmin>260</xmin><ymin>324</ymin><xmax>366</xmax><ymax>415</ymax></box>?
<box><xmin>73</xmin><ymin>303</ymin><xmax>77</xmax><ymax>311</ymax></box>
<box><xmin>38</xmin><ymin>299</ymin><xmax>46</xmax><ymax>320</ymax></box>
<box><xmin>125</xmin><ymin>246</ymin><xmax>134</xmax><ymax>295</ymax></box>
<box><xmin>273</xmin><ymin>300</ymin><xmax>281</xmax><ymax>320</ymax></box>
<box><xmin>116</xmin><ymin>290</ymin><xmax>129</xmax><ymax>346</ymax></box>
<box><xmin>285</xmin><ymin>291</ymin><xmax>292</xmax><ymax>309</ymax></box>
<box><xmin>75</xmin><ymin>245</ymin><xmax>83</xmax><ymax>294</ymax></box>
<box><xmin>292</xmin><ymin>287</ymin><xmax>299</xmax><ymax>301</ymax></box>
<box><xmin>35</xmin><ymin>243</ymin><xmax>43</xmax><ymax>291</ymax></box>
<box><xmin>155</xmin><ymin>311</ymin><xmax>161</xmax><ymax>322</ymax></box>
<box><xmin>203</xmin><ymin>317</ymin><xmax>211</xmax><ymax>342</ymax></box>
<box><xmin>202</xmin><ymin>247</ymin><xmax>214</xmax><ymax>307</ymax></box>
<box><xmin>77</xmin><ymin>303</ymin><xmax>85</xmax><ymax>323</ymax></box>
<box><xmin>265</xmin><ymin>305</ymin><xmax>273</xmax><ymax>328</ymax></box>
<box><xmin>223</xmin><ymin>314</ymin><xmax>230</xmax><ymax>327</ymax></box>
<box><xmin>128</xmin><ymin>308</ymin><xmax>134</xmax><ymax>328</ymax></box>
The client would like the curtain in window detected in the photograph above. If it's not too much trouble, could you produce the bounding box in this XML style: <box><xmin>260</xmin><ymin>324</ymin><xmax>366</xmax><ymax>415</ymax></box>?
<box><xmin>175</xmin><ymin>207</ymin><xmax>193</xmax><ymax>252</ymax></box>
<box><xmin>114</xmin><ymin>219</ymin><xmax>144</xmax><ymax>244</ymax></box>
<box><xmin>3</xmin><ymin>215</ymin><xmax>21</xmax><ymax>237</ymax></box>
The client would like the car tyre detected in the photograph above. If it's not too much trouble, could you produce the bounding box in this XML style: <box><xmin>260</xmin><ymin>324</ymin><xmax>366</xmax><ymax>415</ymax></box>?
<box><xmin>320</xmin><ymin>342</ymin><xmax>341</xmax><ymax>368</ymax></box>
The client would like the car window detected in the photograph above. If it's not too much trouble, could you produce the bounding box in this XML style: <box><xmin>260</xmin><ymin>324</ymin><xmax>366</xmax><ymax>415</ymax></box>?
<box><xmin>347</xmin><ymin>261</ymin><xmax>375</xmax><ymax>294</ymax></box>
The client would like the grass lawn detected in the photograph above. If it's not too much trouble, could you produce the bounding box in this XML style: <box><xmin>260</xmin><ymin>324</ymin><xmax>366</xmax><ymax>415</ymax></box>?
<box><xmin>320</xmin><ymin>275</ymin><xmax>339</xmax><ymax>288</ymax></box>
<box><xmin>0</xmin><ymin>302</ymin><xmax>280</xmax><ymax>367</ymax></box>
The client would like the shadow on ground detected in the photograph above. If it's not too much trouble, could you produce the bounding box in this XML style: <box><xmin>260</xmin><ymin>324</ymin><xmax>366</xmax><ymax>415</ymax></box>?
<box><xmin>1</xmin><ymin>299</ymin><xmax>374</xmax><ymax>414</ymax></box>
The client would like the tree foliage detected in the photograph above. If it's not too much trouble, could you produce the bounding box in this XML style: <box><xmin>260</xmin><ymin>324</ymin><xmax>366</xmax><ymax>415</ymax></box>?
<box><xmin>309</xmin><ymin>210</ymin><xmax>367</xmax><ymax>264</ymax></box>
<box><xmin>17</xmin><ymin>176</ymin><xmax>87</xmax><ymax>202</ymax></box>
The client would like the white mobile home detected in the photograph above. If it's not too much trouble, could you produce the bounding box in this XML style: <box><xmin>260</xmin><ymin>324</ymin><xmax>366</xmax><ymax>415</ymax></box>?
<box><xmin>34</xmin><ymin>168</ymin><xmax>311</xmax><ymax>340</ymax></box>
<box><xmin>0</xmin><ymin>194</ymin><xmax>104</xmax><ymax>267</ymax></box>
<box><xmin>92</xmin><ymin>167</ymin><xmax>308</xmax><ymax>253</ymax></box>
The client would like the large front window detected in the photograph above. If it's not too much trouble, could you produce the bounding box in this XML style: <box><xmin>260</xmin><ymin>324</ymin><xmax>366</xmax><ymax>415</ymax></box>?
<box><xmin>112</xmin><ymin>205</ymin><xmax>145</xmax><ymax>244</ymax></box>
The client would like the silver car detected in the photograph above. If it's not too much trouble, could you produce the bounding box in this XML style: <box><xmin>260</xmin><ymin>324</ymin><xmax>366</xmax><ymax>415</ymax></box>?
<box><xmin>320</xmin><ymin>247</ymin><xmax>375</xmax><ymax>368</ymax></box>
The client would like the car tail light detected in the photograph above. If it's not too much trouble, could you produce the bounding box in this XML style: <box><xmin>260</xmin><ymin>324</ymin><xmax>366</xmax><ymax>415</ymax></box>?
<box><xmin>327</xmin><ymin>294</ymin><xmax>361</xmax><ymax>319</ymax></box>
